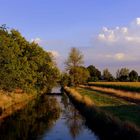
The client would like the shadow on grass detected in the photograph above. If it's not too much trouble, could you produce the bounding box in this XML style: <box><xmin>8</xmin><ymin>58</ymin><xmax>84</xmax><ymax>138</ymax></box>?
<box><xmin>64</xmin><ymin>88</ymin><xmax>140</xmax><ymax>140</ymax></box>
<box><xmin>101</xmin><ymin>104</ymin><xmax>140</xmax><ymax>128</ymax></box>
<box><xmin>84</xmin><ymin>87</ymin><xmax>140</xmax><ymax>104</ymax></box>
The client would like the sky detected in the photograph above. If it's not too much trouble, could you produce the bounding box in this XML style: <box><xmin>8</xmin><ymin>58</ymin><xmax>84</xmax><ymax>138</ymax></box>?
<box><xmin>0</xmin><ymin>0</ymin><xmax>140</xmax><ymax>75</ymax></box>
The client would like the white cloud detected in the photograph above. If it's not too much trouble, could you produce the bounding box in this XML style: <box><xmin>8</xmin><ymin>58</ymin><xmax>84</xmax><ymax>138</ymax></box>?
<box><xmin>105</xmin><ymin>53</ymin><xmax>125</xmax><ymax>61</ymax></box>
<box><xmin>48</xmin><ymin>50</ymin><xmax>60</xmax><ymax>58</ymax></box>
<box><xmin>135</xmin><ymin>18</ymin><xmax>140</xmax><ymax>26</ymax></box>
<box><xmin>114</xmin><ymin>53</ymin><xmax>125</xmax><ymax>60</ymax></box>
<box><xmin>30</xmin><ymin>37</ymin><xmax>43</xmax><ymax>44</ymax></box>
<box><xmin>83</xmin><ymin>18</ymin><xmax>140</xmax><ymax>74</ymax></box>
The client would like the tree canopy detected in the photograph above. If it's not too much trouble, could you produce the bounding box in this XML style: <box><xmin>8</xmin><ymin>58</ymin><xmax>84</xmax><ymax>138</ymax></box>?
<box><xmin>87</xmin><ymin>65</ymin><xmax>101</xmax><ymax>81</ymax></box>
<box><xmin>65</xmin><ymin>47</ymin><xmax>89</xmax><ymax>86</ymax></box>
<box><xmin>0</xmin><ymin>25</ymin><xmax>59</xmax><ymax>93</ymax></box>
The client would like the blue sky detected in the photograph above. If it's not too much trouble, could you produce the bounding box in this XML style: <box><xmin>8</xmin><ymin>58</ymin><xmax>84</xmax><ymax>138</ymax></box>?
<box><xmin>0</xmin><ymin>0</ymin><xmax>140</xmax><ymax>74</ymax></box>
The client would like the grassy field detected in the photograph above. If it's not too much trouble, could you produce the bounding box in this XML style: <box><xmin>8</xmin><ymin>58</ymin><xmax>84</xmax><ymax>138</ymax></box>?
<box><xmin>88</xmin><ymin>82</ymin><xmax>140</xmax><ymax>92</ymax></box>
<box><xmin>76</xmin><ymin>87</ymin><xmax>140</xmax><ymax>128</ymax></box>
<box><xmin>64</xmin><ymin>86</ymin><xmax>140</xmax><ymax>139</ymax></box>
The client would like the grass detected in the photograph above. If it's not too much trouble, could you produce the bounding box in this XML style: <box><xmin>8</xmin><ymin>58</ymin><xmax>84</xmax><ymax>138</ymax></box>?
<box><xmin>64</xmin><ymin>86</ymin><xmax>140</xmax><ymax>139</ymax></box>
<box><xmin>77</xmin><ymin>87</ymin><xmax>140</xmax><ymax>127</ymax></box>
<box><xmin>0</xmin><ymin>90</ymin><xmax>37</xmax><ymax>119</ymax></box>
<box><xmin>88</xmin><ymin>82</ymin><xmax>140</xmax><ymax>92</ymax></box>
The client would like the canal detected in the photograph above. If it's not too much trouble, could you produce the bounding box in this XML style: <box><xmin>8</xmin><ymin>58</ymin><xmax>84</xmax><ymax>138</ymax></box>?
<box><xmin>0</xmin><ymin>87</ymin><xmax>99</xmax><ymax>140</ymax></box>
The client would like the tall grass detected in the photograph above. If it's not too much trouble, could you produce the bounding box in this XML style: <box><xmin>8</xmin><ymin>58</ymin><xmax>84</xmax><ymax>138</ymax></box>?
<box><xmin>0</xmin><ymin>90</ymin><xmax>37</xmax><ymax>120</ymax></box>
<box><xmin>64</xmin><ymin>86</ymin><xmax>140</xmax><ymax>140</ymax></box>
<box><xmin>88</xmin><ymin>82</ymin><xmax>140</xmax><ymax>93</ymax></box>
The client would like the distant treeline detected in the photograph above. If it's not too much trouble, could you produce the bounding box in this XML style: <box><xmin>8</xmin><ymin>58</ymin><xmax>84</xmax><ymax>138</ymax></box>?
<box><xmin>60</xmin><ymin>48</ymin><xmax>140</xmax><ymax>87</ymax></box>
<box><xmin>87</xmin><ymin>65</ymin><xmax>140</xmax><ymax>82</ymax></box>
<box><xmin>0</xmin><ymin>25</ymin><xmax>59</xmax><ymax>93</ymax></box>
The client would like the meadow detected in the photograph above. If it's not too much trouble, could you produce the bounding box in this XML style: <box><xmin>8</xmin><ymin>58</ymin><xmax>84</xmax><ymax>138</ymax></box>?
<box><xmin>64</xmin><ymin>86</ymin><xmax>140</xmax><ymax>139</ymax></box>
<box><xmin>77</xmin><ymin>87</ymin><xmax>140</xmax><ymax>127</ymax></box>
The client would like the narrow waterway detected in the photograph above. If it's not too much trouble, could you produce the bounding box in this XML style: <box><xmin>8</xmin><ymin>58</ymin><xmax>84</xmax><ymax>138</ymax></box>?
<box><xmin>0</xmin><ymin>87</ymin><xmax>99</xmax><ymax>140</ymax></box>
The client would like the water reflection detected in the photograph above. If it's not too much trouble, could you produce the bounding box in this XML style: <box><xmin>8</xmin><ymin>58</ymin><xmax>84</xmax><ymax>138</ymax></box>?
<box><xmin>0</xmin><ymin>87</ymin><xmax>99</xmax><ymax>140</ymax></box>
<box><xmin>0</xmin><ymin>95</ymin><xmax>61</xmax><ymax>140</ymax></box>
<box><xmin>61</xmin><ymin>94</ymin><xmax>97</xmax><ymax>139</ymax></box>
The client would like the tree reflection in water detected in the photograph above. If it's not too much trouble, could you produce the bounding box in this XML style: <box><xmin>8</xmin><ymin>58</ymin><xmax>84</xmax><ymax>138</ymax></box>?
<box><xmin>61</xmin><ymin>94</ymin><xmax>84</xmax><ymax>139</ymax></box>
<box><xmin>0</xmin><ymin>95</ymin><xmax>61</xmax><ymax>140</ymax></box>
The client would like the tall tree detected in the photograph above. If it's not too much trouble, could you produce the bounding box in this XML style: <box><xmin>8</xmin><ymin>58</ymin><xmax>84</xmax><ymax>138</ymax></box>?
<box><xmin>0</xmin><ymin>25</ymin><xmax>59</xmax><ymax>93</ymax></box>
<box><xmin>65</xmin><ymin>47</ymin><xmax>86</xmax><ymax>86</ymax></box>
<box><xmin>116</xmin><ymin>68</ymin><xmax>129</xmax><ymax>81</ymax></box>
<box><xmin>129</xmin><ymin>70</ymin><xmax>138</xmax><ymax>82</ymax></box>
<box><xmin>138</xmin><ymin>76</ymin><xmax>140</xmax><ymax>82</ymax></box>
<box><xmin>65</xmin><ymin>47</ymin><xmax>83</xmax><ymax>70</ymax></box>
<box><xmin>103</xmin><ymin>68</ymin><xmax>114</xmax><ymax>81</ymax></box>
<box><xmin>87</xmin><ymin>65</ymin><xmax>101</xmax><ymax>81</ymax></box>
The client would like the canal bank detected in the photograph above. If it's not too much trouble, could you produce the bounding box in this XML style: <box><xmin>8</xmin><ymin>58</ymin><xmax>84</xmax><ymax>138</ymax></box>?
<box><xmin>64</xmin><ymin>86</ymin><xmax>140</xmax><ymax>140</ymax></box>
<box><xmin>0</xmin><ymin>87</ymin><xmax>99</xmax><ymax>140</ymax></box>
<box><xmin>0</xmin><ymin>91</ymin><xmax>38</xmax><ymax>121</ymax></box>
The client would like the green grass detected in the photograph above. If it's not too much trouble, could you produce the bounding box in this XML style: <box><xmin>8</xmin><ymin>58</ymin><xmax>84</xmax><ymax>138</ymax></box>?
<box><xmin>77</xmin><ymin>87</ymin><xmax>140</xmax><ymax>127</ymax></box>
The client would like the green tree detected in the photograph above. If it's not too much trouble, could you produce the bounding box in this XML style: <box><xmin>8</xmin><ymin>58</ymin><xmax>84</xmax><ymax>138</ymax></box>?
<box><xmin>0</xmin><ymin>25</ymin><xmax>59</xmax><ymax>93</ymax></box>
<box><xmin>116</xmin><ymin>68</ymin><xmax>129</xmax><ymax>81</ymax></box>
<box><xmin>138</xmin><ymin>76</ymin><xmax>140</xmax><ymax>82</ymax></box>
<box><xmin>69</xmin><ymin>66</ymin><xmax>89</xmax><ymax>85</ymax></box>
<box><xmin>65</xmin><ymin>47</ymin><xmax>84</xmax><ymax>86</ymax></box>
<box><xmin>103</xmin><ymin>68</ymin><xmax>114</xmax><ymax>81</ymax></box>
<box><xmin>65</xmin><ymin>47</ymin><xmax>83</xmax><ymax>70</ymax></box>
<box><xmin>60</xmin><ymin>73</ymin><xmax>70</xmax><ymax>87</ymax></box>
<box><xmin>129</xmin><ymin>70</ymin><xmax>138</xmax><ymax>82</ymax></box>
<box><xmin>87</xmin><ymin>65</ymin><xmax>101</xmax><ymax>81</ymax></box>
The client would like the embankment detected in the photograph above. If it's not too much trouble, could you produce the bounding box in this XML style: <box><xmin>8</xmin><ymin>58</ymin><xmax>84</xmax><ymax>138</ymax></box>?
<box><xmin>0</xmin><ymin>91</ymin><xmax>38</xmax><ymax>120</ymax></box>
<box><xmin>64</xmin><ymin>86</ymin><xmax>140</xmax><ymax>140</ymax></box>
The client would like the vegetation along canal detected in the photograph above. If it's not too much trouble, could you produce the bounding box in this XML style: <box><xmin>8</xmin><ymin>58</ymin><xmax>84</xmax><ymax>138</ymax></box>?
<box><xmin>0</xmin><ymin>87</ymin><xmax>99</xmax><ymax>140</ymax></box>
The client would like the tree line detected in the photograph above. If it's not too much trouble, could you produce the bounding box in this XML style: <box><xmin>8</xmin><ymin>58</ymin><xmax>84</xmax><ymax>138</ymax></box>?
<box><xmin>61</xmin><ymin>47</ymin><xmax>140</xmax><ymax>86</ymax></box>
<box><xmin>0</xmin><ymin>25</ymin><xmax>59</xmax><ymax>93</ymax></box>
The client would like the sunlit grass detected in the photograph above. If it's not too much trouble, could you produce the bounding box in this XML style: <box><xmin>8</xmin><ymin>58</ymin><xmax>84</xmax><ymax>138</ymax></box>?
<box><xmin>77</xmin><ymin>87</ymin><xmax>140</xmax><ymax>127</ymax></box>
<box><xmin>64</xmin><ymin>86</ymin><xmax>140</xmax><ymax>138</ymax></box>
<box><xmin>88</xmin><ymin>82</ymin><xmax>140</xmax><ymax>92</ymax></box>
<box><xmin>0</xmin><ymin>90</ymin><xmax>37</xmax><ymax>118</ymax></box>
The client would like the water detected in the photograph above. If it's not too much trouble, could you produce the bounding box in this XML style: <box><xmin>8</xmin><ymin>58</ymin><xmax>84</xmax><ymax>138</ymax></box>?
<box><xmin>0</xmin><ymin>87</ymin><xmax>99</xmax><ymax>140</ymax></box>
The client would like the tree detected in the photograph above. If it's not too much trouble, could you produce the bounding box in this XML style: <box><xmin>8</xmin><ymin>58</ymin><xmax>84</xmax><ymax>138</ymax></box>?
<box><xmin>65</xmin><ymin>47</ymin><xmax>83</xmax><ymax>70</ymax></box>
<box><xmin>103</xmin><ymin>68</ymin><xmax>114</xmax><ymax>81</ymax></box>
<box><xmin>116</xmin><ymin>68</ymin><xmax>129</xmax><ymax>81</ymax></box>
<box><xmin>69</xmin><ymin>66</ymin><xmax>89</xmax><ymax>86</ymax></box>
<box><xmin>129</xmin><ymin>70</ymin><xmax>138</xmax><ymax>82</ymax></box>
<box><xmin>87</xmin><ymin>65</ymin><xmax>101</xmax><ymax>81</ymax></box>
<box><xmin>138</xmin><ymin>76</ymin><xmax>140</xmax><ymax>82</ymax></box>
<box><xmin>0</xmin><ymin>25</ymin><xmax>59</xmax><ymax>93</ymax></box>
<box><xmin>60</xmin><ymin>73</ymin><xmax>70</xmax><ymax>87</ymax></box>
<box><xmin>65</xmin><ymin>47</ymin><xmax>84</xmax><ymax>86</ymax></box>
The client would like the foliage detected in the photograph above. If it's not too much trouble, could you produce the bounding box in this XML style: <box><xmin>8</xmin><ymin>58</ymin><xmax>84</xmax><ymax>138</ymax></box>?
<box><xmin>65</xmin><ymin>47</ymin><xmax>83</xmax><ymax>70</ymax></box>
<box><xmin>0</xmin><ymin>25</ymin><xmax>59</xmax><ymax>93</ymax></box>
<box><xmin>116</xmin><ymin>68</ymin><xmax>129</xmax><ymax>81</ymax></box>
<box><xmin>129</xmin><ymin>70</ymin><xmax>139</xmax><ymax>82</ymax></box>
<box><xmin>103</xmin><ymin>68</ymin><xmax>114</xmax><ymax>81</ymax></box>
<box><xmin>87</xmin><ymin>65</ymin><xmax>101</xmax><ymax>81</ymax></box>
<box><xmin>60</xmin><ymin>73</ymin><xmax>70</xmax><ymax>87</ymax></box>
<box><xmin>65</xmin><ymin>47</ymin><xmax>87</xmax><ymax>86</ymax></box>
<box><xmin>69</xmin><ymin>66</ymin><xmax>89</xmax><ymax>86</ymax></box>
